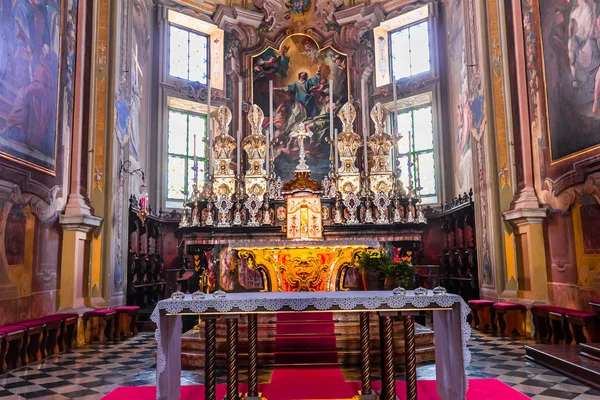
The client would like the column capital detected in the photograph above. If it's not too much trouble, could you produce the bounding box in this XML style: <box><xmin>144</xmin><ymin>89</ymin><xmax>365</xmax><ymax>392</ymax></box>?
<box><xmin>502</xmin><ymin>207</ymin><xmax>547</xmax><ymax>227</ymax></box>
<box><xmin>59</xmin><ymin>214</ymin><xmax>103</xmax><ymax>233</ymax></box>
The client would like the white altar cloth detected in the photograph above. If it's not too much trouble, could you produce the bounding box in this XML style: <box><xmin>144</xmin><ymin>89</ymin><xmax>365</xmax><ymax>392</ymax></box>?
<box><xmin>151</xmin><ymin>291</ymin><xmax>471</xmax><ymax>400</ymax></box>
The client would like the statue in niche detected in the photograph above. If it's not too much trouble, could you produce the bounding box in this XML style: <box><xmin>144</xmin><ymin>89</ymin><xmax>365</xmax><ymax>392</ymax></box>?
<box><xmin>203</xmin><ymin>202</ymin><xmax>215</xmax><ymax>226</ymax></box>
<box><xmin>232</xmin><ymin>202</ymin><xmax>243</xmax><ymax>226</ymax></box>
<box><xmin>393</xmin><ymin>199</ymin><xmax>404</xmax><ymax>223</ymax></box>
<box><xmin>363</xmin><ymin>199</ymin><xmax>374</xmax><ymax>224</ymax></box>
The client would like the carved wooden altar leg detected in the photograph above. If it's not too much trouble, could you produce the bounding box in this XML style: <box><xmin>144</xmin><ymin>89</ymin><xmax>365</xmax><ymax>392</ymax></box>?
<box><xmin>359</xmin><ymin>312</ymin><xmax>373</xmax><ymax>397</ymax></box>
<box><xmin>204</xmin><ymin>317</ymin><xmax>217</xmax><ymax>400</ymax></box>
<box><xmin>379</xmin><ymin>313</ymin><xmax>396</xmax><ymax>400</ymax></box>
<box><xmin>226</xmin><ymin>316</ymin><xmax>240</xmax><ymax>400</ymax></box>
<box><xmin>247</xmin><ymin>313</ymin><xmax>259</xmax><ymax>398</ymax></box>
<box><xmin>403</xmin><ymin>315</ymin><xmax>418</xmax><ymax>400</ymax></box>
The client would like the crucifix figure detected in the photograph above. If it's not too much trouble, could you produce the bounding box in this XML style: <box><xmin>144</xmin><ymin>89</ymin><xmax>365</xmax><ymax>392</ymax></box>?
<box><xmin>290</xmin><ymin>122</ymin><xmax>313</xmax><ymax>172</ymax></box>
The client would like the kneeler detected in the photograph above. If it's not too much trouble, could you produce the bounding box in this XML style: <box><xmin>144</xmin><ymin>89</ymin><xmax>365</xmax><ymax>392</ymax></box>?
<box><xmin>494</xmin><ymin>303</ymin><xmax>526</xmax><ymax>336</ymax></box>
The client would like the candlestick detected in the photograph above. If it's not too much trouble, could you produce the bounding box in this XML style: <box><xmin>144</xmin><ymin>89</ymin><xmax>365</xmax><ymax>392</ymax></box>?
<box><xmin>361</xmin><ymin>79</ymin><xmax>368</xmax><ymax>173</ymax></box>
<box><xmin>329</xmin><ymin>79</ymin><xmax>334</xmax><ymax>141</ymax></box>
<box><xmin>193</xmin><ymin>134</ymin><xmax>198</xmax><ymax>182</ymax></box>
<box><xmin>334</xmin><ymin>128</ymin><xmax>339</xmax><ymax>174</ymax></box>
<box><xmin>392</xmin><ymin>78</ymin><xmax>399</xmax><ymax>180</ymax></box>
<box><xmin>268</xmin><ymin>80</ymin><xmax>273</xmax><ymax>177</ymax></box>
<box><xmin>237</xmin><ymin>79</ymin><xmax>242</xmax><ymax>177</ymax></box>
<box><xmin>207</xmin><ymin>78</ymin><xmax>213</xmax><ymax>176</ymax></box>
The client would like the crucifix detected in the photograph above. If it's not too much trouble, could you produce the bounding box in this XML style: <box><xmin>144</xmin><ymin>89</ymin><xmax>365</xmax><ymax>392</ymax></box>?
<box><xmin>290</xmin><ymin>122</ymin><xmax>313</xmax><ymax>172</ymax></box>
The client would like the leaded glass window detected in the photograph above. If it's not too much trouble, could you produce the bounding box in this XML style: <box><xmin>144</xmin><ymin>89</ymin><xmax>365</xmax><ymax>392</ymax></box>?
<box><xmin>390</xmin><ymin>20</ymin><xmax>430</xmax><ymax>80</ymax></box>
<box><xmin>395</xmin><ymin>104</ymin><xmax>437</xmax><ymax>204</ymax></box>
<box><xmin>167</xmin><ymin>109</ymin><xmax>207</xmax><ymax>204</ymax></box>
<box><xmin>169</xmin><ymin>25</ymin><xmax>209</xmax><ymax>83</ymax></box>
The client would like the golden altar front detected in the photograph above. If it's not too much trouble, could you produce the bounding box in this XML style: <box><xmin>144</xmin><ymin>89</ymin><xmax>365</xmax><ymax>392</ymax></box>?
<box><xmin>234</xmin><ymin>240</ymin><xmax>378</xmax><ymax>292</ymax></box>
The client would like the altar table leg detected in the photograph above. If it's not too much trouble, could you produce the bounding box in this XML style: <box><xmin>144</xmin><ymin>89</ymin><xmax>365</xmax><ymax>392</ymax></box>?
<box><xmin>226</xmin><ymin>316</ymin><xmax>240</xmax><ymax>400</ymax></box>
<box><xmin>359</xmin><ymin>312</ymin><xmax>373</xmax><ymax>397</ymax></box>
<box><xmin>403</xmin><ymin>315</ymin><xmax>417</xmax><ymax>400</ymax></box>
<box><xmin>247</xmin><ymin>314</ymin><xmax>259</xmax><ymax>399</ymax></box>
<box><xmin>204</xmin><ymin>317</ymin><xmax>217</xmax><ymax>400</ymax></box>
<box><xmin>379</xmin><ymin>314</ymin><xmax>396</xmax><ymax>400</ymax></box>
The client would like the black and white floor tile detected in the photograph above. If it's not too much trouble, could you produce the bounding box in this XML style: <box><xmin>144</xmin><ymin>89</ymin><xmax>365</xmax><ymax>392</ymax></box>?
<box><xmin>0</xmin><ymin>331</ymin><xmax>598</xmax><ymax>399</ymax></box>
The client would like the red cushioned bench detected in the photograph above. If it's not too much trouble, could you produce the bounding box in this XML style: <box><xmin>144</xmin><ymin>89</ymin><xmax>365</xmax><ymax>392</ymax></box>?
<box><xmin>0</xmin><ymin>326</ymin><xmax>26</xmax><ymax>373</ymax></box>
<box><xmin>565</xmin><ymin>309</ymin><xmax>600</xmax><ymax>345</ymax></box>
<box><xmin>84</xmin><ymin>309</ymin><xmax>116</xmax><ymax>344</ymax></box>
<box><xmin>494</xmin><ymin>302</ymin><xmax>526</xmax><ymax>336</ymax></box>
<box><xmin>531</xmin><ymin>305</ymin><xmax>571</xmax><ymax>343</ymax></box>
<box><xmin>468</xmin><ymin>300</ymin><xmax>496</xmax><ymax>332</ymax></box>
<box><xmin>114</xmin><ymin>306</ymin><xmax>140</xmax><ymax>340</ymax></box>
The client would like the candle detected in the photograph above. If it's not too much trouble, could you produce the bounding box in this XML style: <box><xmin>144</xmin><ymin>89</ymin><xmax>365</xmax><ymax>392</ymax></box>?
<box><xmin>237</xmin><ymin>79</ymin><xmax>242</xmax><ymax>176</ymax></box>
<box><xmin>392</xmin><ymin>77</ymin><xmax>398</xmax><ymax>177</ymax></box>
<box><xmin>193</xmin><ymin>134</ymin><xmax>198</xmax><ymax>182</ymax></box>
<box><xmin>140</xmin><ymin>196</ymin><xmax>147</xmax><ymax>210</ymax></box>
<box><xmin>268</xmin><ymin>80</ymin><xmax>273</xmax><ymax>177</ymax></box>
<box><xmin>207</xmin><ymin>78</ymin><xmax>212</xmax><ymax>176</ymax></box>
<box><xmin>361</xmin><ymin>78</ymin><xmax>368</xmax><ymax>173</ymax></box>
<box><xmin>334</xmin><ymin>128</ymin><xmax>339</xmax><ymax>174</ymax></box>
<box><xmin>329</xmin><ymin>79</ymin><xmax>334</xmax><ymax>141</ymax></box>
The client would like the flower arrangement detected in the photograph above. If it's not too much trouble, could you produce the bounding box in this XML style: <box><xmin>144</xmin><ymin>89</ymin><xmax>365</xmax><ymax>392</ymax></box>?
<box><xmin>358</xmin><ymin>249</ymin><xmax>415</xmax><ymax>289</ymax></box>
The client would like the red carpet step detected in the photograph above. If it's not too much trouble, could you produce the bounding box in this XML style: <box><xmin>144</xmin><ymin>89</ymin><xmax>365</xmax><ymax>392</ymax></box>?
<box><xmin>274</xmin><ymin>312</ymin><xmax>338</xmax><ymax>365</ymax></box>
<box><xmin>103</xmin><ymin>376</ymin><xmax>531</xmax><ymax>400</ymax></box>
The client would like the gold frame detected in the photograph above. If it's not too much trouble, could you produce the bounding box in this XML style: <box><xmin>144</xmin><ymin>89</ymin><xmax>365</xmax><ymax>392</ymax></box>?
<box><xmin>0</xmin><ymin>0</ymin><xmax>65</xmax><ymax>175</ymax></box>
<box><xmin>534</xmin><ymin>0</ymin><xmax>600</xmax><ymax>164</ymax></box>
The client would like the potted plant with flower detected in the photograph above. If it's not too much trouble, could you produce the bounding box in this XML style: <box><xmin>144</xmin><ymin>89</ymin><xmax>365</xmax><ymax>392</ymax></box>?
<box><xmin>358</xmin><ymin>249</ymin><xmax>415</xmax><ymax>290</ymax></box>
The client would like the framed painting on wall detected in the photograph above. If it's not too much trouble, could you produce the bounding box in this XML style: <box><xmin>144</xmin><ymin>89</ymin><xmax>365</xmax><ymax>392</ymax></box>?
<box><xmin>538</xmin><ymin>0</ymin><xmax>600</xmax><ymax>162</ymax></box>
<box><xmin>251</xmin><ymin>34</ymin><xmax>350</xmax><ymax>183</ymax></box>
<box><xmin>0</xmin><ymin>0</ymin><xmax>63</xmax><ymax>174</ymax></box>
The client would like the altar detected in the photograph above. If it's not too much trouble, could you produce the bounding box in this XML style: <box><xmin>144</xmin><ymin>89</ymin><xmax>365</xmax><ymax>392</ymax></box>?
<box><xmin>152</xmin><ymin>291</ymin><xmax>471</xmax><ymax>400</ymax></box>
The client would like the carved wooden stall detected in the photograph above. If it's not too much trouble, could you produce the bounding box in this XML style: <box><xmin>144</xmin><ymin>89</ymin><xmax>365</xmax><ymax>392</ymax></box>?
<box><xmin>423</xmin><ymin>190</ymin><xmax>479</xmax><ymax>301</ymax></box>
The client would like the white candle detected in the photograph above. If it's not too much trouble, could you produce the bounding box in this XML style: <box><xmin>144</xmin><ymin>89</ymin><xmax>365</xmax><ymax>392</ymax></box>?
<box><xmin>193</xmin><ymin>134</ymin><xmax>198</xmax><ymax>182</ymax></box>
<box><xmin>334</xmin><ymin>128</ymin><xmax>339</xmax><ymax>174</ymax></box>
<box><xmin>237</xmin><ymin>79</ymin><xmax>242</xmax><ymax>176</ymax></box>
<box><xmin>207</xmin><ymin>78</ymin><xmax>212</xmax><ymax>176</ymax></box>
<box><xmin>268</xmin><ymin>80</ymin><xmax>273</xmax><ymax>177</ymax></box>
<box><xmin>392</xmin><ymin>77</ymin><xmax>399</xmax><ymax>177</ymax></box>
<box><xmin>361</xmin><ymin>78</ymin><xmax>368</xmax><ymax>173</ymax></box>
<box><xmin>329</xmin><ymin>79</ymin><xmax>334</xmax><ymax>141</ymax></box>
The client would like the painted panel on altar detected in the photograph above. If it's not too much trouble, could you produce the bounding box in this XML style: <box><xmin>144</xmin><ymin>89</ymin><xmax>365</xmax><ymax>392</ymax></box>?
<box><xmin>252</xmin><ymin>34</ymin><xmax>349</xmax><ymax>182</ymax></box>
<box><xmin>538</xmin><ymin>1</ymin><xmax>600</xmax><ymax>161</ymax></box>
<box><xmin>0</xmin><ymin>0</ymin><xmax>63</xmax><ymax>173</ymax></box>
<box><xmin>286</xmin><ymin>197</ymin><xmax>322</xmax><ymax>240</ymax></box>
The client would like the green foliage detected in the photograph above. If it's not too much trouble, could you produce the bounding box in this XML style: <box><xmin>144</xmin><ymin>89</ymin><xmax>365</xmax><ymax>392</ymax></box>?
<box><xmin>358</xmin><ymin>249</ymin><xmax>415</xmax><ymax>288</ymax></box>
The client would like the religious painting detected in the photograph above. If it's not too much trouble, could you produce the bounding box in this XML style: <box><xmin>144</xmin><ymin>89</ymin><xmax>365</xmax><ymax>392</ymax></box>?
<box><xmin>444</xmin><ymin>0</ymin><xmax>473</xmax><ymax>195</ymax></box>
<box><xmin>0</xmin><ymin>0</ymin><xmax>63</xmax><ymax>174</ymax></box>
<box><xmin>538</xmin><ymin>1</ymin><xmax>600</xmax><ymax>161</ymax></box>
<box><xmin>252</xmin><ymin>34</ymin><xmax>349</xmax><ymax>183</ymax></box>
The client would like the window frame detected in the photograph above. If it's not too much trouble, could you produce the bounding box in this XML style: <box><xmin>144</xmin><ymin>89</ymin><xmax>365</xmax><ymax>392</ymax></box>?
<box><xmin>388</xmin><ymin>18</ymin><xmax>432</xmax><ymax>81</ymax></box>
<box><xmin>165</xmin><ymin>107</ymin><xmax>208</xmax><ymax>208</ymax></box>
<box><xmin>167</xmin><ymin>22</ymin><xmax>210</xmax><ymax>84</ymax></box>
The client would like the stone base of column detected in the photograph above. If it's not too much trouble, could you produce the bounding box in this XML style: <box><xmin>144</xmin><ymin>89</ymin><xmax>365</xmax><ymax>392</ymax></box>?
<box><xmin>356</xmin><ymin>393</ymin><xmax>378</xmax><ymax>400</ymax></box>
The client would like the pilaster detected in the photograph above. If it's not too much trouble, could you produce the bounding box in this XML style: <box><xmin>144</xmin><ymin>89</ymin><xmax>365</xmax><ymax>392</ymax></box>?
<box><xmin>502</xmin><ymin>207</ymin><xmax>548</xmax><ymax>302</ymax></box>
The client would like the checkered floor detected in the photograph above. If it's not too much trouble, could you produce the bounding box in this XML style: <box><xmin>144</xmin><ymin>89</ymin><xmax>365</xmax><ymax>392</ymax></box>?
<box><xmin>0</xmin><ymin>330</ymin><xmax>598</xmax><ymax>399</ymax></box>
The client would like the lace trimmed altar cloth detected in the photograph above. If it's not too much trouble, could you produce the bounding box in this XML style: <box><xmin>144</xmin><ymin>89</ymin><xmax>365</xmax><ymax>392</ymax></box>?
<box><xmin>151</xmin><ymin>291</ymin><xmax>471</xmax><ymax>400</ymax></box>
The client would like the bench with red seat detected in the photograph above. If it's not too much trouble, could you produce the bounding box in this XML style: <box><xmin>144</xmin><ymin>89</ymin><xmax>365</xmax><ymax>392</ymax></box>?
<box><xmin>565</xmin><ymin>309</ymin><xmax>600</xmax><ymax>344</ymax></box>
<box><xmin>83</xmin><ymin>309</ymin><xmax>117</xmax><ymax>344</ymax></box>
<box><xmin>114</xmin><ymin>306</ymin><xmax>140</xmax><ymax>339</ymax></box>
<box><xmin>494</xmin><ymin>302</ymin><xmax>526</xmax><ymax>336</ymax></box>
<box><xmin>531</xmin><ymin>304</ymin><xmax>600</xmax><ymax>345</ymax></box>
<box><xmin>467</xmin><ymin>300</ymin><xmax>496</xmax><ymax>331</ymax></box>
<box><xmin>0</xmin><ymin>313</ymin><xmax>80</xmax><ymax>374</ymax></box>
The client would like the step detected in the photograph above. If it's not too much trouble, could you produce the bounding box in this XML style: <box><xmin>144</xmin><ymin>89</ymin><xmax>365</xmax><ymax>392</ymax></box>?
<box><xmin>276</xmin><ymin>321</ymin><xmax>335</xmax><ymax>335</ymax></box>
<box><xmin>276</xmin><ymin>312</ymin><xmax>334</xmax><ymax>322</ymax></box>
<box><xmin>275</xmin><ymin>334</ymin><xmax>337</xmax><ymax>351</ymax></box>
<box><xmin>525</xmin><ymin>344</ymin><xmax>600</xmax><ymax>390</ymax></box>
<box><xmin>580</xmin><ymin>343</ymin><xmax>600</xmax><ymax>362</ymax></box>
<box><xmin>274</xmin><ymin>350</ymin><xmax>339</xmax><ymax>365</ymax></box>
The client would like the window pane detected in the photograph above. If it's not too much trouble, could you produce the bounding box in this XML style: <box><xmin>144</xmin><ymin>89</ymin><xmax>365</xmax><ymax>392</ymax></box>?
<box><xmin>397</xmin><ymin>112</ymin><xmax>412</xmax><ymax>155</ymax></box>
<box><xmin>409</xmin><ymin>21</ymin><xmax>430</xmax><ymax>76</ymax></box>
<box><xmin>417</xmin><ymin>152</ymin><xmax>436</xmax><ymax>195</ymax></box>
<box><xmin>390</xmin><ymin>29</ymin><xmax>410</xmax><ymax>79</ymax></box>
<box><xmin>189</xmin><ymin>33</ymin><xmax>208</xmax><ymax>84</ymax></box>
<box><xmin>169</xmin><ymin>26</ymin><xmax>189</xmax><ymax>80</ymax></box>
<box><xmin>398</xmin><ymin>155</ymin><xmax>410</xmax><ymax>191</ymax></box>
<box><xmin>167</xmin><ymin>156</ymin><xmax>186</xmax><ymax>199</ymax></box>
<box><xmin>168</xmin><ymin>110</ymin><xmax>189</xmax><ymax>155</ymax></box>
<box><xmin>188</xmin><ymin>114</ymin><xmax>207</xmax><ymax>159</ymax></box>
<box><xmin>412</xmin><ymin>106</ymin><xmax>433</xmax><ymax>152</ymax></box>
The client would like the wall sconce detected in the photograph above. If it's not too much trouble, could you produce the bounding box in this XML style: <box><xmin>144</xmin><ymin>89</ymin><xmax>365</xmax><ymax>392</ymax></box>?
<box><xmin>138</xmin><ymin>193</ymin><xmax>149</xmax><ymax>226</ymax></box>
<box><xmin>119</xmin><ymin>160</ymin><xmax>145</xmax><ymax>182</ymax></box>
<box><xmin>119</xmin><ymin>160</ymin><xmax>148</xmax><ymax>224</ymax></box>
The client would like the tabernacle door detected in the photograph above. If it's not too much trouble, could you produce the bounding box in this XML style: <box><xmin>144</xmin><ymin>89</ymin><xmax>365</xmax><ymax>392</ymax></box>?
<box><xmin>286</xmin><ymin>196</ymin><xmax>322</xmax><ymax>240</ymax></box>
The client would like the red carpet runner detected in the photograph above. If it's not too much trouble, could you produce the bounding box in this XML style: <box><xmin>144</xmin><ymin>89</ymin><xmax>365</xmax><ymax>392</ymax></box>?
<box><xmin>103</xmin><ymin>370</ymin><xmax>531</xmax><ymax>399</ymax></box>
<box><xmin>274</xmin><ymin>312</ymin><xmax>338</xmax><ymax>365</ymax></box>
